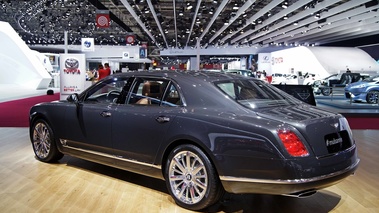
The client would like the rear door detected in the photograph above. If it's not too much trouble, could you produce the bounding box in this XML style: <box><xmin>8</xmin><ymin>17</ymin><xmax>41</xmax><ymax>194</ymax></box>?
<box><xmin>111</xmin><ymin>78</ymin><xmax>182</xmax><ymax>168</ymax></box>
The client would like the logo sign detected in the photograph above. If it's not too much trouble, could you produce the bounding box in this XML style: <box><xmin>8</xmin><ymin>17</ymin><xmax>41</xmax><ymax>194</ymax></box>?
<box><xmin>63</xmin><ymin>58</ymin><xmax>80</xmax><ymax>75</ymax></box>
<box><xmin>81</xmin><ymin>38</ymin><xmax>94</xmax><ymax>52</ymax></box>
<box><xmin>126</xmin><ymin>34</ymin><xmax>135</xmax><ymax>44</ymax></box>
<box><xmin>139</xmin><ymin>47</ymin><xmax>147</xmax><ymax>59</ymax></box>
<box><xmin>122</xmin><ymin>52</ymin><xmax>129</xmax><ymax>59</ymax></box>
<box><xmin>59</xmin><ymin>54</ymin><xmax>86</xmax><ymax>99</ymax></box>
<box><xmin>96</xmin><ymin>10</ymin><xmax>110</xmax><ymax>28</ymax></box>
<box><xmin>271</xmin><ymin>56</ymin><xmax>284</xmax><ymax>65</ymax></box>
<box><xmin>258</xmin><ymin>53</ymin><xmax>271</xmax><ymax>64</ymax></box>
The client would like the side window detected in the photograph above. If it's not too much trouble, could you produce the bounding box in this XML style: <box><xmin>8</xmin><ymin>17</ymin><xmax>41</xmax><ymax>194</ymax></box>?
<box><xmin>85</xmin><ymin>78</ymin><xmax>128</xmax><ymax>103</ymax></box>
<box><xmin>128</xmin><ymin>78</ymin><xmax>168</xmax><ymax>105</ymax></box>
<box><xmin>162</xmin><ymin>83</ymin><xmax>183</xmax><ymax>106</ymax></box>
<box><xmin>216</xmin><ymin>82</ymin><xmax>236</xmax><ymax>99</ymax></box>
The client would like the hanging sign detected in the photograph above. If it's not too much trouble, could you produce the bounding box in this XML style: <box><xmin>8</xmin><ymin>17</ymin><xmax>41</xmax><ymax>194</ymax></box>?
<box><xmin>126</xmin><ymin>34</ymin><xmax>135</xmax><ymax>44</ymax></box>
<box><xmin>96</xmin><ymin>10</ymin><xmax>110</xmax><ymax>28</ymax></box>
<box><xmin>139</xmin><ymin>47</ymin><xmax>147</xmax><ymax>59</ymax></box>
<box><xmin>81</xmin><ymin>38</ymin><xmax>94</xmax><ymax>52</ymax></box>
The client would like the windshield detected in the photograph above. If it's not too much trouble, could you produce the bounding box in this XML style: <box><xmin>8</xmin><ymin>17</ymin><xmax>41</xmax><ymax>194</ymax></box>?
<box><xmin>214</xmin><ymin>79</ymin><xmax>299</xmax><ymax>109</ymax></box>
<box><xmin>363</xmin><ymin>75</ymin><xmax>379</xmax><ymax>82</ymax></box>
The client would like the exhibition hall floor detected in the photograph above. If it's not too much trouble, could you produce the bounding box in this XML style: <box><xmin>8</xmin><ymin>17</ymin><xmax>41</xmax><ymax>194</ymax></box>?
<box><xmin>0</xmin><ymin>128</ymin><xmax>378</xmax><ymax>212</ymax></box>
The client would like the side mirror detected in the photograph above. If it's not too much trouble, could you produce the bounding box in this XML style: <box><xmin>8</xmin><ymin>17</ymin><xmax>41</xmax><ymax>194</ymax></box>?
<box><xmin>67</xmin><ymin>93</ymin><xmax>80</xmax><ymax>103</ymax></box>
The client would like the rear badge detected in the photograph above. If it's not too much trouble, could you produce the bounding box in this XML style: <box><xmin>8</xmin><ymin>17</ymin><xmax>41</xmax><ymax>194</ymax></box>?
<box><xmin>326</xmin><ymin>137</ymin><xmax>343</xmax><ymax>146</ymax></box>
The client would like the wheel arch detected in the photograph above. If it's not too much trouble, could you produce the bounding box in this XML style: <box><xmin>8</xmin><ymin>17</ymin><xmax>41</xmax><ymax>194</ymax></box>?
<box><xmin>29</xmin><ymin>112</ymin><xmax>51</xmax><ymax>140</ymax></box>
<box><xmin>159</xmin><ymin>138</ymin><xmax>221</xmax><ymax>180</ymax></box>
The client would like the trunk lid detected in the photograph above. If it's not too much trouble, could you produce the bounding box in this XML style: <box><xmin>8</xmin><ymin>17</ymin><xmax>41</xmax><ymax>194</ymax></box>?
<box><xmin>256</xmin><ymin>104</ymin><xmax>354</xmax><ymax>157</ymax></box>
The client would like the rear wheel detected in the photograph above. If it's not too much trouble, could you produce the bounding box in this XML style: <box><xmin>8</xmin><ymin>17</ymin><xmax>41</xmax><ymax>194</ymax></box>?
<box><xmin>31</xmin><ymin>119</ymin><xmax>63</xmax><ymax>162</ymax></box>
<box><xmin>165</xmin><ymin>144</ymin><xmax>224</xmax><ymax>211</ymax></box>
<box><xmin>366</xmin><ymin>90</ymin><xmax>379</xmax><ymax>104</ymax></box>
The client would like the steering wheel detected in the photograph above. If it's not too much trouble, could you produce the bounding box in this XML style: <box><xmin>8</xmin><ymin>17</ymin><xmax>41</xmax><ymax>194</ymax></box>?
<box><xmin>106</xmin><ymin>90</ymin><xmax>121</xmax><ymax>102</ymax></box>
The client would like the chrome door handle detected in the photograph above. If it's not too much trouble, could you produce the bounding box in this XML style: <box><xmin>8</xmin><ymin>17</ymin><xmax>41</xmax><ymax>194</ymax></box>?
<box><xmin>100</xmin><ymin>111</ymin><xmax>112</xmax><ymax>117</ymax></box>
<box><xmin>156</xmin><ymin>116</ymin><xmax>170</xmax><ymax>123</ymax></box>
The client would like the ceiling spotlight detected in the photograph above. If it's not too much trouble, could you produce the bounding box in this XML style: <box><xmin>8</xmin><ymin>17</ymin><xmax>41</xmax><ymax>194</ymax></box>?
<box><xmin>282</xmin><ymin>1</ymin><xmax>288</xmax><ymax>8</ymax></box>
<box><xmin>209</xmin><ymin>7</ymin><xmax>214</xmax><ymax>14</ymax></box>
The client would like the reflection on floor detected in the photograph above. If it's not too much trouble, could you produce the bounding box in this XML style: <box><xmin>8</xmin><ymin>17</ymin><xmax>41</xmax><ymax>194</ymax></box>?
<box><xmin>0</xmin><ymin>128</ymin><xmax>378</xmax><ymax>212</ymax></box>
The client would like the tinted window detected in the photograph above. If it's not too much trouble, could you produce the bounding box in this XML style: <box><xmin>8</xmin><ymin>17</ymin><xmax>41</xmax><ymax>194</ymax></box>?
<box><xmin>84</xmin><ymin>77</ymin><xmax>129</xmax><ymax>103</ymax></box>
<box><xmin>162</xmin><ymin>83</ymin><xmax>183</xmax><ymax>106</ymax></box>
<box><xmin>215</xmin><ymin>79</ymin><xmax>299</xmax><ymax>109</ymax></box>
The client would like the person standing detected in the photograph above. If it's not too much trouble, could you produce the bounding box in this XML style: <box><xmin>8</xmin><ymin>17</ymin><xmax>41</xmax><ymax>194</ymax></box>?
<box><xmin>104</xmin><ymin>63</ymin><xmax>111</xmax><ymax>75</ymax></box>
<box><xmin>97</xmin><ymin>64</ymin><xmax>109</xmax><ymax>80</ymax></box>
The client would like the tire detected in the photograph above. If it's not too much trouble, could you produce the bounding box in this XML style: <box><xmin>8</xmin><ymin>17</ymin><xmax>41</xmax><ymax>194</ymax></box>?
<box><xmin>31</xmin><ymin>119</ymin><xmax>64</xmax><ymax>162</ymax></box>
<box><xmin>366</xmin><ymin>90</ymin><xmax>379</xmax><ymax>104</ymax></box>
<box><xmin>321</xmin><ymin>88</ymin><xmax>332</xmax><ymax>96</ymax></box>
<box><xmin>164</xmin><ymin>144</ymin><xmax>224</xmax><ymax>211</ymax></box>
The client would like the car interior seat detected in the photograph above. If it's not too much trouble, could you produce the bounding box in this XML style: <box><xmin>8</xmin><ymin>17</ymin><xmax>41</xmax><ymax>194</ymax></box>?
<box><xmin>136</xmin><ymin>81</ymin><xmax>162</xmax><ymax>104</ymax></box>
<box><xmin>238</xmin><ymin>87</ymin><xmax>258</xmax><ymax>100</ymax></box>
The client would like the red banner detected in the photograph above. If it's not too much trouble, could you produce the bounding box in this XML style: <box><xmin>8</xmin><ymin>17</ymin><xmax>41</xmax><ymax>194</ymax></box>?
<box><xmin>96</xmin><ymin>10</ymin><xmax>110</xmax><ymax>28</ymax></box>
<box><xmin>141</xmin><ymin>42</ymin><xmax>148</xmax><ymax>48</ymax></box>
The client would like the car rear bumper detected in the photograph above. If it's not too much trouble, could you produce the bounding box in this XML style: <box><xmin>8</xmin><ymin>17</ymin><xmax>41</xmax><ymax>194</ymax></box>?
<box><xmin>219</xmin><ymin>158</ymin><xmax>359</xmax><ymax>195</ymax></box>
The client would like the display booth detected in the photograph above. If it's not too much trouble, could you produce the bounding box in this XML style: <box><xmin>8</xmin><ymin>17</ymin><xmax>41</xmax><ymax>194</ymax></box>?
<box><xmin>0</xmin><ymin>21</ymin><xmax>51</xmax><ymax>89</ymax></box>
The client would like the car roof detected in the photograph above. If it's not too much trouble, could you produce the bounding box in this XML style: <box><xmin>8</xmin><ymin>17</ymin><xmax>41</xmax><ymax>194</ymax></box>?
<box><xmin>105</xmin><ymin>70</ymin><xmax>257</xmax><ymax>108</ymax></box>
<box><xmin>108</xmin><ymin>70</ymin><xmax>249</xmax><ymax>83</ymax></box>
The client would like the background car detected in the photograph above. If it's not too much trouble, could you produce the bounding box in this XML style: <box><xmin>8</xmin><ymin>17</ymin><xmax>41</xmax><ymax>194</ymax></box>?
<box><xmin>222</xmin><ymin>69</ymin><xmax>255</xmax><ymax>77</ymax></box>
<box><xmin>30</xmin><ymin>70</ymin><xmax>359</xmax><ymax>211</ymax></box>
<box><xmin>345</xmin><ymin>75</ymin><xmax>379</xmax><ymax>103</ymax></box>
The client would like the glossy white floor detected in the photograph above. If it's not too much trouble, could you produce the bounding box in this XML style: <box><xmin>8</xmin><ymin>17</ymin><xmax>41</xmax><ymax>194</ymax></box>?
<box><xmin>0</xmin><ymin>128</ymin><xmax>378</xmax><ymax>213</ymax></box>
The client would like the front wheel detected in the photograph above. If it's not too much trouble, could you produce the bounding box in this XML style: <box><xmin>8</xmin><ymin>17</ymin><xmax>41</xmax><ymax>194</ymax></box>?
<box><xmin>165</xmin><ymin>144</ymin><xmax>224</xmax><ymax>211</ymax></box>
<box><xmin>31</xmin><ymin>119</ymin><xmax>64</xmax><ymax>162</ymax></box>
<box><xmin>321</xmin><ymin>88</ymin><xmax>332</xmax><ymax>96</ymax></box>
<box><xmin>366</xmin><ymin>90</ymin><xmax>379</xmax><ymax>104</ymax></box>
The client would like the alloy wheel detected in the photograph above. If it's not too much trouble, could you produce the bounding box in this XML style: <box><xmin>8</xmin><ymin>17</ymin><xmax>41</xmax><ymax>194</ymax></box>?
<box><xmin>168</xmin><ymin>150</ymin><xmax>208</xmax><ymax>205</ymax></box>
<box><xmin>33</xmin><ymin>122</ymin><xmax>51</xmax><ymax>159</ymax></box>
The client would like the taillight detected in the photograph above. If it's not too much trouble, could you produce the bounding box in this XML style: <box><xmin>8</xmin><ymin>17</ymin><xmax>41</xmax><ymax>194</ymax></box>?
<box><xmin>278</xmin><ymin>129</ymin><xmax>309</xmax><ymax>157</ymax></box>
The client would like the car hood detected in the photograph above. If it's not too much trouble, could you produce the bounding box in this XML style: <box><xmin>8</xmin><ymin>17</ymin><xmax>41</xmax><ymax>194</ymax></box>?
<box><xmin>345</xmin><ymin>81</ymin><xmax>376</xmax><ymax>88</ymax></box>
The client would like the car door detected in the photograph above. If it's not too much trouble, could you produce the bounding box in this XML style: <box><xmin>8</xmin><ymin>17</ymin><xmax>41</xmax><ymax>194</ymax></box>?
<box><xmin>111</xmin><ymin>78</ymin><xmax>182</xmax><ymax>169</ymax></box>
<box><xmin>63</xmin><ymin>77</ymin><xmax>130</xmax><ymax>156</ymax></box>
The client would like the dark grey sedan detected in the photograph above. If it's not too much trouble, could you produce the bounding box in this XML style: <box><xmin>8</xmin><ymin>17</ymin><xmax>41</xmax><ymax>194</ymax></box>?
<box><xmin>30</xmin><ymin>70</ymin><xmax>359</xmax><ymax>211</ymax></box>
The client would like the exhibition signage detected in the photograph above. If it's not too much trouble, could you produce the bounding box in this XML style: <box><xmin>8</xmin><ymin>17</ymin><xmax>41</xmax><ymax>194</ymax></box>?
<box><xmin>122</xmin><ymin>52</ymin><xmax>130</xmax><ymax>59</ymax></box>
<box><xmin>96</xmin><ymin>10</ymin><xmax>110</xmax><ymax>28</ymax></box>
<box><xmin>59</xmin><ymin>54</ymin><xmax>86</xmax><ymax>100</ymax></box>
<box><xmin>126</xmin><ymin>34</ymin><xmax>135</xmax><ymax>44</ymax></box>
<box><xmin>81</xmin><ymin>38</ymin><xmax>95</xmax><ymax>52</ymax></box>
<box><xmin>139</xmin><ymin>47</ymin><xmax>147</xmax><ymax>59</ymax></box>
